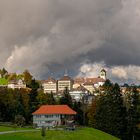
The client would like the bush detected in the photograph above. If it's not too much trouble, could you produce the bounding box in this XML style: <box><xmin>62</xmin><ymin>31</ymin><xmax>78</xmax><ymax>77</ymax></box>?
<box><xmin>14</xmin><ymin>115</ymin><xmax>25</xmax><ymax>127</ymax></box>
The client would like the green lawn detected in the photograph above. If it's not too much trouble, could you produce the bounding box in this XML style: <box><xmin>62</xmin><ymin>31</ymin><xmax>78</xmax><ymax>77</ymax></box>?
<box><xmin>0</xmin><ymin>126</ymin><xmax>33</xmax><ymax>132</ymax></box>
<box><xmin>0</xmin><ymin>127</ymin><xmax>120</xmax><ymax>140</ymax></box>
<box><xmin>0</xmin><ymin>78</ymin><xmax>8</xmax><ymax>85</ymax></box>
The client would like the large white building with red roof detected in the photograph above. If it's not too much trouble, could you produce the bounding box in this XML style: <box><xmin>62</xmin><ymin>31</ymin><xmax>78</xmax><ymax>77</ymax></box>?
<box><xmin>32</xmin><ymin>105</ymin><xmax>76</xmax><ymax>127</ymax></box>
<box><xmin>57</xmin><ymin>75</ymin><xmax>73</xmax><ymax>91</ymax></box>
<box><xmin>42</xmin><ymin>77</ymin><xmax>57</xmax><ymax>93</ymax></box>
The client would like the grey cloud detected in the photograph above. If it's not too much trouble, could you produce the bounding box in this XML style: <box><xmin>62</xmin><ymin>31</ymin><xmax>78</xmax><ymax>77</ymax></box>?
<box><xmin>0</xmin><ymin>0</ymin><xmax>139</xmax><ymax>83</ymax></box>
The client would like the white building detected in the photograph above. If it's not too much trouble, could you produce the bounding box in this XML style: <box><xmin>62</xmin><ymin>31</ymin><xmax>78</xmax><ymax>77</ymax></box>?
<box><xmin>58</xmin><ymin>75</ymin><xmax>73</xmax><ymax>91</ymax></box>
<box><xmin>42</xmin><ymin>77</ymin><xmax>57</xmax><ymax>93</ymax></box>
<box><xmin>83</xmin><ymin>82</ymin><xmax>95</xmax><ymax>94</ymax></box>
<box><xmin>69</xmin><ymin>85</ymin><xmax>89</xmax><ymax>102</ymax></box>
<box><xmin>99</xmin><ymin>69</ymin><xmax>107</xmax><ymax>80</ymax></box>
<box><xmin>8</xmin><ymin>79</ymin><xmax>26</xmax><ymax>89</ymax></box>
<box><xmin>32</xmin><ymin>105</ymin><xmax>76</xmax><ymax>128</ymax></box>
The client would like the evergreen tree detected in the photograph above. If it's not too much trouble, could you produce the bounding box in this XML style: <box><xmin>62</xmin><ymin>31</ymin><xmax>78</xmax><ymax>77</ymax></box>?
<box><xmin>28</xmin><ymin>79</ymin><xmax>40</xmax><ymax>121</ymax></box>
<box><xmin>59</xmin><ymin>87</ymin><xmax>73</xmax><ymax>107</ymax></box>
<box><xmin>46</xmin><ymin>92</ymin><xmax>56</xmax><ymax>105</ymax></box>
<box><xmin>95</xmin><ymin>83</ymin><xmax>127</xmax><ymax>139</ymax></box>
<box><xmin>126</xmin><ymin>87</ymin><xmax>140</xmax><ymax>140</ymax></box>
<box><xmin>87</xmin><ymin>98</ymin><xmax>98</xmax><ymax>127</ymax></box>
<box><xmin>73</xmin><ymin>101</ymin><xmax>83</xmax><ymax>125</ymax></box>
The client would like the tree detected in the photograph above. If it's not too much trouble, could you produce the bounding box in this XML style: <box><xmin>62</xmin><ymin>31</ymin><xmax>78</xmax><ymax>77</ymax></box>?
<box><xmin>46</xmin><ymin>92</ymin><xmax>56</xmax><ymax>105</ymax></box>
<box><xmin>87</xmin><ymin>98</ymin><xmax>98</xmax><ymax>127</ymax></box>
<box><xmin>28</xmin><ymin>79</ymin><xmax>40</xmax><ymax>121</ymax></box>
<box><xmin>126</xmin><ymin>87</ymin><xmax>140</xmax><ymax>140</ymax></box>
<box><xmin>8</xmin><ymin>73</ymin><xmax>17</xmax><ymax>81</ymax></box>
<box><xmin>0</xmin><ymin>68</ymin><xmax>8</xmax><ymax>78</ymax></box>
<box><xmin>73</xmin><ymin>101</ymin><xmax>83</xmax><ymax>125</ymax></box>
<box><xmin>36</xmin><ymin>90</ymin><xmax>48</xmax><ymax>105</ymax></box>
<box><xmin>59</xmin><ymin>87</ymin><xmax>73</xmax><ymax>108</ymax></box>
<box><xmin>95</xmin><ymin>83</ymin><xmax>127</xmax><ymax>139</ymax></box>
<box><xmin>23</xmin><ymin>70</ymin><xmax>32</xmax><ymax>86</ymax></box>
<box><xmin>15</xmin><ymin>115</ymin><xmax>25</xmax><ymax>127</ymax></box>
<box><xmin>41</xmin><ymin>126</ymin><xmax>46</xmax><ymax>140</ymax></box>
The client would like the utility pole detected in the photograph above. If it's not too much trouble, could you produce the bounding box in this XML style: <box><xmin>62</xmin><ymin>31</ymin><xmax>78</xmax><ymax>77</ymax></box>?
<box><xmin>41</xmin><ymin>126</ymin><xmax>46</xmax><ymax>140</ymax></box>
<box><xmin>82</xmin><ymin>94</ymin><xmax>88</xmax><ymax>125</ymax></box>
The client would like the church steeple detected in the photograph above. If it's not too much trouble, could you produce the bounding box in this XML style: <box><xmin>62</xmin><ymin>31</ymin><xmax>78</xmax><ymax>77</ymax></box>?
<box><xmin>64</xmin><ymin>69</ymin><xmax>68</xmax><ymax>76</ymax></box>
<box><xmin>99</xmin><ymin>69</ymin><xmax>106</xmax><ymax>80</ymax></box>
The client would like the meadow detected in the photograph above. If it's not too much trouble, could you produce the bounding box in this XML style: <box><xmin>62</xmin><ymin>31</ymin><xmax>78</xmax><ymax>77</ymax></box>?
<box><xmin>0</xmin><ymin>126</ymin><xmax>120</xmax><ymax>140</ymax></box>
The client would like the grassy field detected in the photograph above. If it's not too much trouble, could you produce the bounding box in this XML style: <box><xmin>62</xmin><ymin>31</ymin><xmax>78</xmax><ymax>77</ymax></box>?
<box><xmin>0</xmin><ymin>127</ymin><xmax>120</xmax><ymax>140</ymax></box>
<box><xmin>0</xmin><ymin>126</ymin><xmax>33</xmax><ymax>132</ymax></box>
<box><xmin>0</xmin><ymin>78</ymin><xmax>8</xmax><ymax>85</ymax></box>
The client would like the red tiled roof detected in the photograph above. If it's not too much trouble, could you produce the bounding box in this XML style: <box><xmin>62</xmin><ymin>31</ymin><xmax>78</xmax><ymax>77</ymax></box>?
<box><xmin>86</xmin><ymin>77</ymin><xmax>105</xmax><ymax>84</ymax></box>
<box><xmin>101</xmin><ymin>69</ymin><xmax>106</xmax><ymax>72</ymax></box>
<box><xmin>42</xmin><ymin>77</ymin><xmax>56</xmax><ymax>83</ymax></box>
<box><xmin>74</xmin><ymin>78</ymin><xmax>85</xmax><ymax>84</ymax></box>
<box><xmin>59</xmin><ymin>76</ymin><xmax>72</xmax><ymax>81</ymax></box>
<box><xmin>32</xmin><ymin>105</ymin><xmax>76</xmax><ymax>115</ymax></box>
<box><xmin>83</xmin><ymin>82</ymin><xmax>94</xmax><ymax>85</ymax></box>
<box><xmin>47</xmin><ymin>77</ymin><xmax>56</xmax><ymax>83</ymax></box>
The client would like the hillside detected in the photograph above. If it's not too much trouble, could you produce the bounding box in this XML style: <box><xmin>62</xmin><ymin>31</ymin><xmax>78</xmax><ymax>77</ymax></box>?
<box><xmin>0</xmin><ymin>127</ymin><xmax>120</xmax><ymax>140</ymax></box>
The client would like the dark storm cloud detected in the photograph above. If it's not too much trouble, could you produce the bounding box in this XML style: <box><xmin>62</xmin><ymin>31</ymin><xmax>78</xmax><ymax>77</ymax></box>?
<box><xmin>0</xmin><ymin>0</ymin><xmax>140</xmax><ymax>83</ymax></box>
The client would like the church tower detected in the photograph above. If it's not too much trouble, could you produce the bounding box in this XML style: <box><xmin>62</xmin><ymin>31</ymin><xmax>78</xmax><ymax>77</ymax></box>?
<box><xmin>99</xmin><ymin>69</ymin><xmax>106</xmax><ymax>80</ymax></box>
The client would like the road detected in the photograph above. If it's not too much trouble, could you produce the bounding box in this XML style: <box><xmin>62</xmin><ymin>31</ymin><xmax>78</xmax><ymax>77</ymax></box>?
<box><xmin>0</xmin><ymin>130</ymin><xmax>39</xmax><ymax>135</ymax></box>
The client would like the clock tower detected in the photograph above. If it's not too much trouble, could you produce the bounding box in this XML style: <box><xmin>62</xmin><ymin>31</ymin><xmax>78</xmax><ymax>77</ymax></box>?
<box><xmin>99</xmin><ymin>69</ymin><xmax>106</xmax><ymax>80</ymax></box>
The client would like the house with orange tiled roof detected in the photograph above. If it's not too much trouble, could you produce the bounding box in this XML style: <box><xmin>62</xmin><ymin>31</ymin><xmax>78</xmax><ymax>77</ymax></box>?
<box><xmin>32</xmin><ymin>105</ymin><xmax>76</xmax><ymax>127</ymax></box>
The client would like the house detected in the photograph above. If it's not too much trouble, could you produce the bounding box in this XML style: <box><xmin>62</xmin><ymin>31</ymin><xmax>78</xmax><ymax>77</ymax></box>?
<box><xmin>83</xmin><ymin>82</ymin><xmax>95</xmax><ymax>94</ymax></box>
<box><xmin>32</xmin><ymin>105</ymin><xmax>76</xmax><ymax>128</ymax></box>
<box><xmin>85</xmin><ymin>77</ymin><xmax>105</xmax><ymax>88</ymax></box>
<box><xmin>42</xmin><ymin>77</ymin><xmax>57</xmax><ymax>93</ymax></box>
<box><xmin>8</xmin><ymin>79</ymin><xmax>26</xmax><ymax>89</ymax></box>
<box><xmin>73</xmin><ymin>78</ymin><xmax>85</xmax><ymax>89</ymax></box>
<box><xmin>69</xmin><ymin>85</ymin><xmax>89</xmax><ymax>102</ymax></box>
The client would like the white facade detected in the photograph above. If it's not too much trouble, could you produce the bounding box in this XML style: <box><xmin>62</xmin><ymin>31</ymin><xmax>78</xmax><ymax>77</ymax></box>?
<box><xmin>73</xmin><ymin>83</ymin><xmax>81</xmax><ymax>89</ymax></box>
<box><xmin>58</xmin><ymin>80</ymin><xmax>72</xmax><ymax>91</ymax></box>
<box><xmin>43</xmin><ymin>81</ymin><xmax>57</xmax><ymax>93</ymax></box>
<box><xmin>94</xmin><ymin>82</ymin><xmax>105</xmax><ymax>88</ymax></box>
<box><xmin>99</xmin><ymin>69</ymin><xmax>106</xmax><ymax>80</ymax></box>
<box><xmin>8</xmin><ymin>79</ymin><xmax>26</xmax><ymax>89</ymax></box>
<box><xmin>69</xmin><ymin>90</ymin><xmax>88</xmax><ymax>102</ymax></box>
<box><xmin>83</xmin><ymin>84</ymin><xmax>95</xmax><ymax>94</ymax></box>
<box><xmin>33</xmin><ymin>114</ymin><xmax>61</xmax><ymax>127</ymax></box>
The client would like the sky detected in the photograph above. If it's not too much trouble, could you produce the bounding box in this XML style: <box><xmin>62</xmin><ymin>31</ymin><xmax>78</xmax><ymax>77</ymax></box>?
<box><xmin>0</xmin><ymin>0</ymin><xmax>140</xmax><ymax>85</ymax></box>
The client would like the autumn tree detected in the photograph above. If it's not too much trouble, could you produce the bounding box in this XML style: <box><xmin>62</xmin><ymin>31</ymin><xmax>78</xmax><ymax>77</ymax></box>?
<box><xmin>87</xmin><ymin>97</ymin><xmax>98</xmax><ymax>127</ymax></box>
<box><xmin>36</xmin><ymin>90</ymin><xmax>48</xmax><ymax>105</ymax></box>
<box><xmin>23</xmin><ymin>70</ymin><xmax>32</xmax><ymax>86</ymax></box>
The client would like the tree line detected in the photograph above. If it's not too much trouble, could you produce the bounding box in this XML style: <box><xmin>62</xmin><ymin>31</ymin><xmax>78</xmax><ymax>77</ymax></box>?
<box><xmin>0</xmin><ymin>68</ymin><xmax>139</xmax><ymax>140</ymax></box>
<box><xmin>87</xmin><ymin>80</ymin><xmax>140</xmax><ymax>140</ymax></box>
